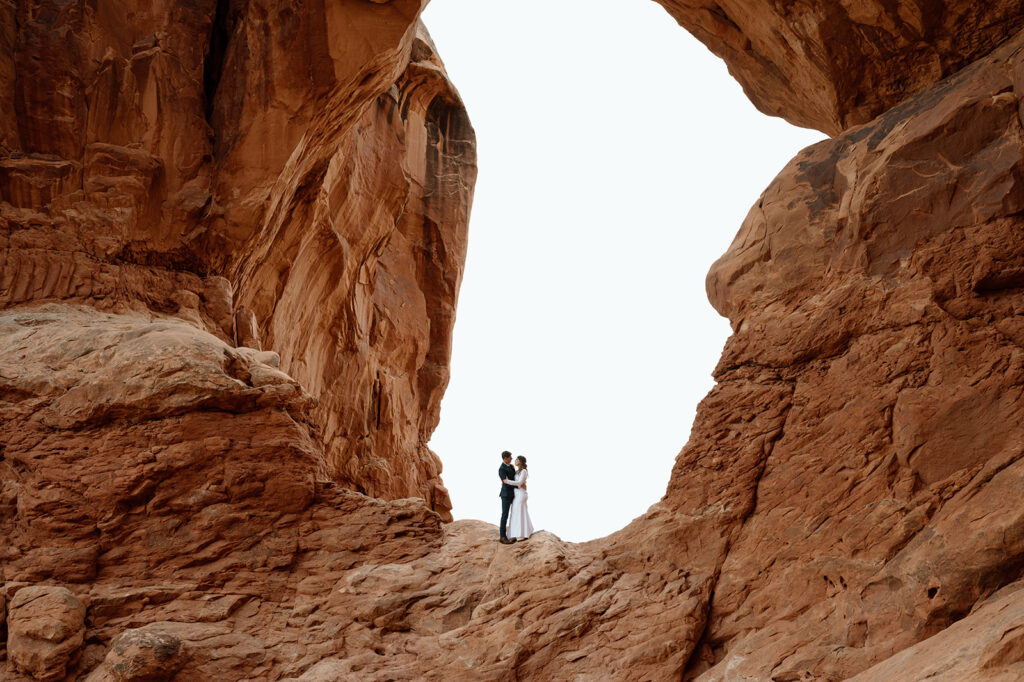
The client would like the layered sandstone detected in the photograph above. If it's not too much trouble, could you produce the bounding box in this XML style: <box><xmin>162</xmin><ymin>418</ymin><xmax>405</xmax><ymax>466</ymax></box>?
<box><xmin>5</xmin><ymin>0</ymin><xmax>1024</xmax><ymax>680</ymax></box>
<box><xmin>682</xmin><ymin>26</ymin><xmax>1024</xmax><ymax>679</ymax></box>
<box><xmin>0</xmin><ymin>0</ymin><xmax>471</xmax><ymax>519</ymax></box>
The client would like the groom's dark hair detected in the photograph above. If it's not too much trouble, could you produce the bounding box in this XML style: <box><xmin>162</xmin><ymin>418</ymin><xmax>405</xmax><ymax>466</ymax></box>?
<box><xmin>501</xmin><ymin>450</ymin><xmax>512</xmax><ymax>459</ymax></box>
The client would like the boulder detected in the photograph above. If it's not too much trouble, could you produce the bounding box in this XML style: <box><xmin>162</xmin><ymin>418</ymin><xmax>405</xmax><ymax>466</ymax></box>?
<box><xmin>8</xmin><ymin>586</ymin><xmax>86</xmax><ymax>681</ymax></box>
<box><xmin>85</xmin><ymin>627</ymin><xmax>187</xmax><ymax>682</ymax></box>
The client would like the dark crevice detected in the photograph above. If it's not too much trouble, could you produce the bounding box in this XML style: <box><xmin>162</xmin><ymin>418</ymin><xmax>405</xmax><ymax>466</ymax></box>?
<box><xmin>203</xmin><ymin>0</ymin><xmax>244</xmax><ymax>122</ymax></box>
<box><xmin>681</xmin><ymin>386</ymin><xmax>797</xmax><ymax>680</ymax></box>
<box><xmin>113</xmin><ymin>244</ymin><xmax>211</xmax><ymax>277</ymax></box>
<box><xmin>973</xmin><ymin>269</ymin><xmax>1024</xmax><ymax>294</ymax></box>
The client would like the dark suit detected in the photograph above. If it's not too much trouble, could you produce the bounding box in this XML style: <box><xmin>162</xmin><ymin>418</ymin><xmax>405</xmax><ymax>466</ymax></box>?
<box><xmin>499</xmin><ymin>462</ymin><xmax>516</xmax><ymax>539</ymax></box>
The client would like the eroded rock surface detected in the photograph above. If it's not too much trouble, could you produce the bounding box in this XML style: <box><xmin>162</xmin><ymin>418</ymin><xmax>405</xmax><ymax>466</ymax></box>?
<box><xmin>683</xmin><ymin>26</ymin><xmax>1024</xmax><ymax>680</ymax></box>
<box><xmin>848</xmin><ymin>581</ymin><xmax>1024</xmax><ymax>681</ymax></box>
<box><xmin>84</xmin><ymin>626</ymin><xmax>189</xmax><ymax>682</ymax></box>
<box><xmin>655</xmin><ymin>0</ymin><xmax>1024</xmax><ymax>134</ymax></box>
<box><xmin>4</xmin><ymin>0</ymin><xmax>1024</xmax><ymax>680</ymax></box>
<box><xmin>0</xmin><ymin>0</ymin><xmax>470</xmax><ymax>520</ymax></box>
<box><xmin>8</xmin><ymin>586</ymin><xmax>86</xmax><ymax>681</ymax></box>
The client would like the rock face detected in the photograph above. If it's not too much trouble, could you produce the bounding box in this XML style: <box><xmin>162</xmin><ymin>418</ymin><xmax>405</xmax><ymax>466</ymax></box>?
<box><xmin>681</xmin><ymin>25</ymin><xmax>1024</xmax><ymax>679</ymax></box>
<box><xmin>0</xmin><ymin>0</ymin><xmax>470</xmax><ymax>520</ymax></box>
<box><xmin>654</xmin><ymin>0</ymin><xmax>1024</xmax><ymax>134</ymax></box>
<box><xmin>4</xmin><ymin>0</ymin><xmax>1024</xmax><ymax>680</ymax></box>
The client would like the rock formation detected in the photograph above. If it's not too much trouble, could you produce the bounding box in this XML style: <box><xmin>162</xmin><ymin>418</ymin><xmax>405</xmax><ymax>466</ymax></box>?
<box><xmin>1</xmin><ymin>0</ymin><xmax>470</xmax><ymax>519</ymax></box>
<box><xmin>4</xmin><ymin>0</ymin><xmax>1024</xmax><ymax>680</ymax></box>
<box><xmin>654</xmin><ymin>0</ymin><xmax>1024</xmax><ymax>135</ymax></box>
<box><xmin>8</xmin><ymin>587</ymin><xmax>86</xmax><ymax>680</ymax></box>
<box><xmin>684</xmin><ymin>25</ymin><xmax>1024</xmax><ymax>679</ymax></box>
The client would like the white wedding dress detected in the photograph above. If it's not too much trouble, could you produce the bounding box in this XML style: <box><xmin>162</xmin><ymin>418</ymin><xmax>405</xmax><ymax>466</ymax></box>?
<box><xmin>506</xmin><ymin>468</ymin><xmax>534</xmax><ymax>540</ymax></box>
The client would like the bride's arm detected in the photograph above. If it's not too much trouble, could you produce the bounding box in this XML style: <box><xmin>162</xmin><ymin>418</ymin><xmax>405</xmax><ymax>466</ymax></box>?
<box><xmin>504</xmin><ymin>471</ymin><xmax>527</xmax><ymax>487</ymax></box>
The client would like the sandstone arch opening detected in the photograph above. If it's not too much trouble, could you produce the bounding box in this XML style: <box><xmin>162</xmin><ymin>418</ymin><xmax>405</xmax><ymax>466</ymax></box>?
<box><xmin>421</xmin><ymin>0</ymin><xmax>825</xmax><ymax>541</ymax></box>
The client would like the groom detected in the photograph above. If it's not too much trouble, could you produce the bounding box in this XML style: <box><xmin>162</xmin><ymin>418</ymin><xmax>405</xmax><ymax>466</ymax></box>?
<box><xmin>498</xmin><ymin>451</ymin><xmax>517</xmax><ymax>544</ymax></box>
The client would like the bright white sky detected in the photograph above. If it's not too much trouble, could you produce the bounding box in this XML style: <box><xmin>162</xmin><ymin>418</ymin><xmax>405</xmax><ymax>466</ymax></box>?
<box><xmin>422</xmin><ymin>0</ymin><xmax>825</xmax><ymax>542</ymax></box>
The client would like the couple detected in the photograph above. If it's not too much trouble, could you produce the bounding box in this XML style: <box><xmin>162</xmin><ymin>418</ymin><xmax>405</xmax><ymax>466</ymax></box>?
<box><xmin>498</xmin><ymin>450</ymin><xmax>534</xmax><ymax>544</ymax></box>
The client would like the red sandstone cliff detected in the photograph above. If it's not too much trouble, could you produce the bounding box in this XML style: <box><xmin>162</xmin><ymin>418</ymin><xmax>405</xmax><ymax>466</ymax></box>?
<box><xmin>654</xmin><ymin>0</ymin><xmax>1024</xmax><ymax>135</ymax></box>
<box><xmin>1</xmin><ymin>0</ymin><xmax>470</xmax><ymax>522</ymax></box>
<box><xmin>4</xmin><ymin>0</ymin><xmax>1024</xmax><ymax>680</ymax></box>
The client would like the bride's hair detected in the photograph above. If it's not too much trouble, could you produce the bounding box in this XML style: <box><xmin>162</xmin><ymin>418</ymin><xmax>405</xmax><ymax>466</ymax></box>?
<box><xmin>516</xmin><ymin>456</ymin><xmax>527</xmax><ymax>469</ymax></box>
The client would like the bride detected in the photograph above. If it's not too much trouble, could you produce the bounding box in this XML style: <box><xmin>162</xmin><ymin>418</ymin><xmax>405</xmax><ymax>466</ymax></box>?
<box><xmin>503</xmin><ymin>455</ymin><xmax>534</xmax><ymax>541</ymax></box>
